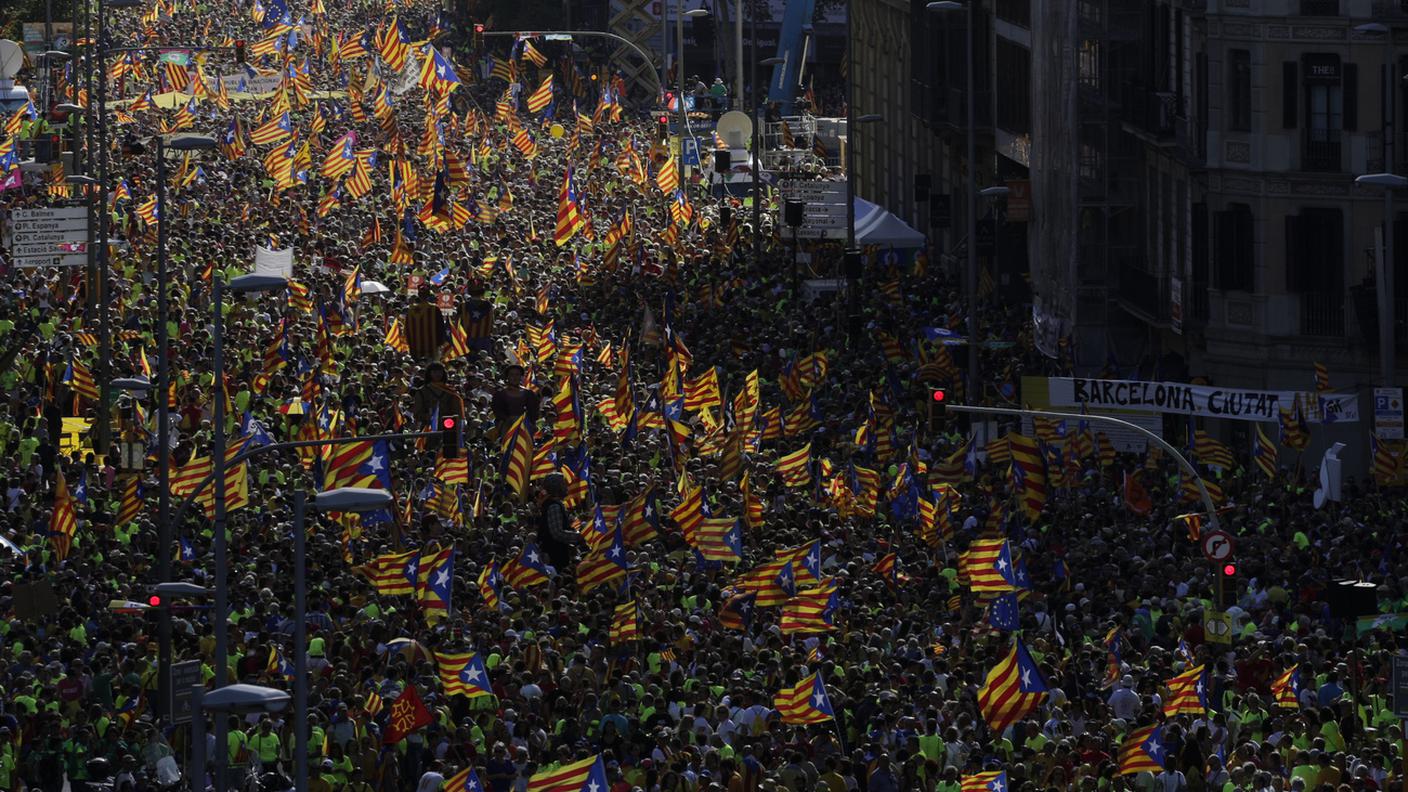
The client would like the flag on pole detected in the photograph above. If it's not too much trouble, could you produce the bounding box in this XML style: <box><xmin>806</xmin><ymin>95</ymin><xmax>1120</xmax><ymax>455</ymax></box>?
<box><xmin>554</xmin><ymin>169</ymin><xmax>588</xmax><ymax>246</ymax></box>
<box><xmin>976</xmin><ymin>638</ymin><xmax>1047</xmax><ymax>735</ymax></box>
<box><xmin>526</xmin><ymin>755</ymin><xmax>607</xmax><ymax>792</ymax></box>
<box><xmin>773</xmin><ymin>672</ymin><xmax>834</xmax><ymax>724</ymax></box>
<box><xmin>960</xmin><ymin>772</ymin><xmax>1008</xmax><ymax>792</ymax></box>
<box><xmin>1162</xmin><ymin>664</ymin><xmax>1207</xmax><ymax>716</ymax></box>
<box><xmin>50</xmin><ymin>469</ymin><xmax>79</xmax><ymax>562</ymax></box>
<box><xmin>1117</xmin><ymin>724</ymin><xmax>1167</xmax><ymax>775</ymax></box>
<box><xmin>1270</xmin><ymin>665</ymin><xmax>1300</xmax><ymax>709</ymax></box>
<box><xmin>525</xmin><ymin>74</ymin><xmax>554</xmax><ymax>114</ymax></box>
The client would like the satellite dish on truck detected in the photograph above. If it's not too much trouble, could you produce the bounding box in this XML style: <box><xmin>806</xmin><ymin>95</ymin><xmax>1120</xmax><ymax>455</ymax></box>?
<box><xmin>0</xmin><ymin>40</ymin><xmax>31</xmax><ymax>113</ymax></box>
<box><xmin>716</xmin><ymin>111</ymin><xmax>753</xmax><ymax>150</ymax></box>
<box><xmin>0</xmin><ymin>40</ymin><xmax>23</xmax><ymax>81</ymax></box>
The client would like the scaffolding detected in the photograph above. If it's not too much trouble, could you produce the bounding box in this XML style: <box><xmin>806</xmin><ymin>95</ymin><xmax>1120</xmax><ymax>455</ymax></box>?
<box><xmin>607</xmin><ymin>0</ymin><xmax>663</xmax><ymax>102</ymax></box>
<box><xmin>760</xmin><ymin>114</ymin><xmax>835</xmax><ymax>174</ymax></box>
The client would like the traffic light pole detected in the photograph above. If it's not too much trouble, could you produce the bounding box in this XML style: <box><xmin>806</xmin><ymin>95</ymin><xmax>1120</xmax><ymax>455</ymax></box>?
<box><xmin>944</xmin><ymin>404</ymin><xmax>1223</xmax><ymax>535</ymax></box>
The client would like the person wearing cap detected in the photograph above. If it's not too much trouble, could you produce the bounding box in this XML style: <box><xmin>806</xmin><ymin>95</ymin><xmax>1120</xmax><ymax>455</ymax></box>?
<box><xmin>309</xmin><ymin>758</ymin><xmax>337</xmax><ymax>792</ymax></box>
<box><xmin>1108</xmin><ymin>675</ymin><xmax>1140</xmax><ymax>721</ymax></box>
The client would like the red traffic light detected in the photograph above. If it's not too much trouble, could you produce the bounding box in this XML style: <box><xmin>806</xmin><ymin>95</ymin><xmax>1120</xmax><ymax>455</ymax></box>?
<box><xmin>659</xmin><ymin>115</ymin><xmax>668</xmax><ymax>124</ymax></box>
<box><xmin>474</xmin><ymin>23</ymin><xmax>485</xmax><ymax>32</ymax></box>
<box><xmin>147</xmin><ymin>595</ymin><xmax>163</xmax><ymax>607</ymax></box>
<box><xmin>441</xmin><ymin>416</ymin><xmax>456</xmax><ymax>429</ymax></box>
<box><xmin>932</xmin><ymin>389</ymin><xmax>947</xmax><ymax>403</ymax></box>
<box><xmin>1222</xmin><ymin>563</ymin><xmax>1236</xmax><ymax>576</ymax></box>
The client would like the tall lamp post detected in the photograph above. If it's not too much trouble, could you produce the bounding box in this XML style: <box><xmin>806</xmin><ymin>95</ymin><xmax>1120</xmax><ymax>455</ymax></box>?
<box><xmin>677</xmin><ymin>4</ymin><xmax>710</xmax><ymax>190</ymax></box>
<box><xmin>87</xmin><ymin>0</ymin><xmax>145</xmax><ymax>454</ymax></box>
<box><xmin>1354</xmin><ymin>21</ymin><xmax>1398</xmax><ymax>387</ymax></box>
<box><xmin>192</xmin><ymin>685</ymin><xmax>291</xmax><ymax>792</ymax></box>
<box><xmin>844</xmin><ymin>114</ymin><xmax>884</xmax><ymax>249</ymax></box>
<box><xmin>1356</xmin><ymin>172</ymin><xmax>1404</xmax><ymax>385</ymax></box>
<box><xmin>754</xmin><ymin>56</ymin><xmax>785</xmax><ymax>264</ymax></box>
<box><xmin>289</xmin><ymin>488</ymin><xmax>392</xmax><ymax>792</ymax></box>
<box><xmin>148</xmin><ymin>131</ymin><xmax>222</xmax><ymax>725</ymax></box>
<box><xmin>209</xmin><ymin>272</ymin><xmax>286</xmax><ymax>792</ymax></box>
<box><xmin>927</xmin><ymin>0</ymin><xmax>980</xmax><ymax>399</ymax></box>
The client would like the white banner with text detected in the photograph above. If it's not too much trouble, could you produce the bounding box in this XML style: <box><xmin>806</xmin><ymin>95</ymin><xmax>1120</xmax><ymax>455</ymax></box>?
<box><xmin>1047</xmin><ymin>377</ymin><xmax>1359</xmax><ymax>424</ymax></box>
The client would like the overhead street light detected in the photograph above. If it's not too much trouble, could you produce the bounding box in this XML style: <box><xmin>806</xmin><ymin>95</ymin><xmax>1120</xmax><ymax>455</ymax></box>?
<box><xmin>111</xmin><ymin>376</ymin><xmax>152</xmax><ymax>391</ymax></box>
<box><xmin>154</xmin><ymin>581</ymin><xmax>210</xmax><ymax>598</ymax></box>
<box><xmin>980</xmin><ymin>186</ymin><xmax>1010</xmax><ymax>198</ymax></box>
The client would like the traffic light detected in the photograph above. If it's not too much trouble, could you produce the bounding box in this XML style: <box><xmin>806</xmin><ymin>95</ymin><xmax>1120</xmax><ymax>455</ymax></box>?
<box><xmin>441</xmin><ymin>415</ymin><xmax>461</xmax><ymax>458</ymax></box>
<box><xmin>1221</xmin><ymin>563</ymin><xmax>1236</xmax><ymax>577</ymax></box>
<box><xmin>657</xmin><ymin>115</ymin><xmax>669</xmax><ymax>142</ymax></box>
<box><xmin>472</xmin><ymin>23</ymin><xmax>484</xmax><ymax>51</ymax></box>
<box><xmin>234</xmin><ymin>39</ymin><xmax>246</xmax><ymax>64</ymax></box>
<box><xmin>147</xmin><ymin>594</ymin><xmax>163</xmax><ymax>608</ymax></box>
<box><xmin>32</xmin><ymin>134</ymin><xmax>60</xmax><ymax>163</ymax></box>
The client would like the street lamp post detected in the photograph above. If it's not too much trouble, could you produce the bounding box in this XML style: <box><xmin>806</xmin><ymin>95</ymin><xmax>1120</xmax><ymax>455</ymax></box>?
<box><xmin>845</xmin><ymin>114</ymin><xmax>884</xmax><ymax>249</ymax></box>
<box><xmin>153</xmin><ymin>132</ymin><xmax>219</xmax><ymax>725</ymax></box>
<box><xmin>209</xmin><ymin>272</ymin><xmax>286</xmax><ymax>792</ymax></box>
<box><xmin>844</xmin><ymin>113</ymin><xmax>883</xmax><ymax>350</ymax></box>
<box><xmin>678</xmin><ymin>5</ymin><xmax>709</xmax><ymax>190</ymax></box>
<box><xmin>754</xmin><ymin>56</ymin><xmax>784</xmax><ymax>265</ymax></box>
<box><xmin>733</xmin><ymin>0</ymin><xmax>743</xmax><ymax>109</ymax></box>
<box><xmin>1356</xmin><ymin>172</ymin><xmax>1405</xmax><ymax>385</ymax></box>
<box><xmin>291</xmin><ymin>487</ymin><xmax>392</xmax><ymax>792</ymax></box>
<box><xmin>928</xmin><ymin>1</ymin><xmax>980</xmax><ymax>400</ymax></box>
<box><xmin>192</xmin><ymin>684</ymin><xmax>291</xmax><ymax>792</ymax></box>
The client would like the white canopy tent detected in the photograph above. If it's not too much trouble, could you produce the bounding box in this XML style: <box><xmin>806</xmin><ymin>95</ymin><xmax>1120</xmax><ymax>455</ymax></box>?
<box><xmin>853</xmin><ymin>197</ymin><xmax>926</xmax><ymax>248</ymax></box>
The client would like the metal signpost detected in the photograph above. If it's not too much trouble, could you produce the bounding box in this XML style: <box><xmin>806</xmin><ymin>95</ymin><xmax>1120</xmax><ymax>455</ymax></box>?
<box><xmin>4</xmin><ymin>206</ymin><xmax>90</xmax><ymax>267</ymax></box>
<box><xmin>779</xmin><ymin>180</ymin><xmax>847</xmax><ymax>238</ymax></box>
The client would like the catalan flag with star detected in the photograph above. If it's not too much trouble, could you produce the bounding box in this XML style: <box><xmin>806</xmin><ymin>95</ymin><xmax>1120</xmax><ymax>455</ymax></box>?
<box><xmin>976</xmin><ymin>638</ymin><xmax>1047</xmax><ymax>735</ymax></box>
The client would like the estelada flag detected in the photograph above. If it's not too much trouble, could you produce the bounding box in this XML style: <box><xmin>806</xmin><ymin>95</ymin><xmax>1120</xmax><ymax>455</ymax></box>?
<box><xmin>382</xmin><ymin>684</ymin><xmax>433</xmax><ymax>744</ymax></box>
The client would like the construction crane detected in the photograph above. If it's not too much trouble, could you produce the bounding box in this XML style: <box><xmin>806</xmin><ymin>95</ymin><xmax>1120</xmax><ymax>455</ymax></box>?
<box><xmin>765</xmin><ymin>0</ymin><xmax>816</xmax><ymax>116</ymax></box>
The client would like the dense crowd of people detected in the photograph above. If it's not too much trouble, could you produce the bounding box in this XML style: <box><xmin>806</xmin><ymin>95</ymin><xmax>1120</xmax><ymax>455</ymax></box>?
<box><xmin>1</xmin><ymin>1</ymin><xmax>1407</xmax><ymax>792</ymax></box>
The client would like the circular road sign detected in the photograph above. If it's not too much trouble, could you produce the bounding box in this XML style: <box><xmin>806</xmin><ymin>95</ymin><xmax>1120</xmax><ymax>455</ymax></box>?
<box><xmin>1200</xmin><ymin>530</ymin><xmax>1235</xmax><ymax>564</ymax></box>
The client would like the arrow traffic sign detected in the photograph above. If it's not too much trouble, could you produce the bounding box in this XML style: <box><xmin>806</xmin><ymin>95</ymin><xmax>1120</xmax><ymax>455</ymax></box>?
<box><xmin>1201</xmin><ymin>530</ymin><xmax>1234</xmax><ymax>563</ymax></box>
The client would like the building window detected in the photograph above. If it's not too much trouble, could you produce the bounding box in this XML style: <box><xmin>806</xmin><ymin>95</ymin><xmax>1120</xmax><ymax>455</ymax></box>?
<box><xmin>1299</xmin><ymin>0</ymin><xmax>1339</xmax><ymax>13</ymax></box>
<box><xmin>1286</xmin><ymin>208</ymin><xmax>1344</xmax><ymax>335</ymax></box>
<box><xmin>1212</xmin><ymin>203</ymin><xmax>1253</xmax><ymax>292</ymax></box>
<box><xmin>1228</xmin><ymin>49</ymin><xmax>1251</xmax><ymax>131</ymax></box>
<box><xmin>1302</xmin><ymin>54</ymin><xmax>1343</xmax><ymax>171</ymax></box>
<box><xmin>996</xmin><ymin>38</ymin><xmax>1031</xmax><ymax>135</ymax></box>
<box><xmin>1079</xmin><ymin>39</ymin><xmax>1101</xmax><ymax>91</ymax></box>
<box><xmin>1285</xmin><ymin>208</ymin><xmax>1343</xmax><ymax>294</ymax></box>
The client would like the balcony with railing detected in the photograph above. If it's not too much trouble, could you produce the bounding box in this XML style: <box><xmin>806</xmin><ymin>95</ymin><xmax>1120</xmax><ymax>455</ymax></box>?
<box><xmin>1300</xmin><ymin>292</ymin><xmax>1347</xmax><ymax>336</ymax></box>
<box><xmin>1302</xmin><ymin>138</ymin><xmax>1342</xmax><ymax>173</ymax></box>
